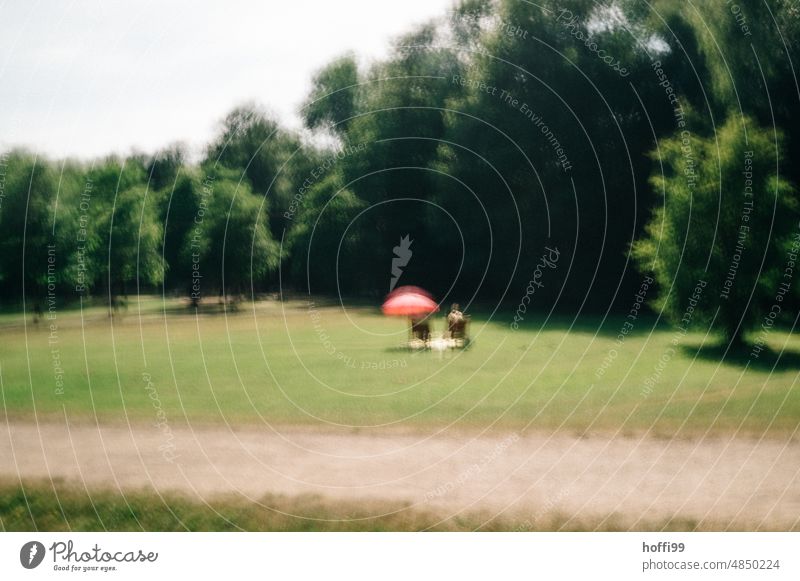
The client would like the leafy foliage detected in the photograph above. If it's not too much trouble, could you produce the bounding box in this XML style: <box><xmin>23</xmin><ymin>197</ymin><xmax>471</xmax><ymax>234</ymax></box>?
<box><xmin>1</xmin><ymin>0</ymin><xmax>798</xmax><ymax>345</ymax></box>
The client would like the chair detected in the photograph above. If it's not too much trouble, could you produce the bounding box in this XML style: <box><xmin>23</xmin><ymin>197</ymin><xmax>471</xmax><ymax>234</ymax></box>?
<box><xmin>411</xmin><ymin>319</ymin><xmax>431</xmax><ymax>342</ymax></box>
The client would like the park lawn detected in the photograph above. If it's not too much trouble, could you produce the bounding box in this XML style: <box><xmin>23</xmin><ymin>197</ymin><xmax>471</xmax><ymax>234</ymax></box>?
<box><xmin>0</xmin><ymin>296</ymin><xmax>798</xmax><ymax>436</ymax></box>
<box><xmin>0</xmin><ymin>479</ymin><xmax>706</xmax><ymax>532</ymax></box>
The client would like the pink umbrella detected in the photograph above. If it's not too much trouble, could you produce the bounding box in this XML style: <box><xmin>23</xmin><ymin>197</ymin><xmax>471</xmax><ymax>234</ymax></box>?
<box><xmin>386</xmin><ymin>285</ymin><xmax>433</xmax><ymax>300</ymax></box>
<box><xmin>381</xmin><ymin>291</ymin><xmax>439</xmax><ymax>317</ymax></box>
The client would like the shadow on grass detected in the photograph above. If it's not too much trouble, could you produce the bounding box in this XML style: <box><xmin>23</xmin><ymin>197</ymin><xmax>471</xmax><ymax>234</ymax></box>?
<box><xmin>475</xmin><ymin>310</ymin><xmax>672</xmax><ymax>338</ymax></box>
<box><xmin>382</xmin><ymin>342</ymin><xmax>475</xmax><ymax>354</ymax></box>
<box><xmin>682</xmin><ymin>342</ymin><xmax>800</xmax><ymax>371</ymax></box>
<box><xmin>160</xmin><ymin>302</ymin><xmax>238</xmax><ymax>316</ymax></box>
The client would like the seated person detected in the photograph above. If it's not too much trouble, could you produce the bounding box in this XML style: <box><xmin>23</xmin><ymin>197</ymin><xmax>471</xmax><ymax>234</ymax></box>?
<box><xmin>447</xmin><ymin>303</ymin><xmax>466</xmax><ymax>339</ymax></box>
<box><xmin>411</xmin><ymin>317</ymin><xmax>431</xmax><ymax>341</ymax></box>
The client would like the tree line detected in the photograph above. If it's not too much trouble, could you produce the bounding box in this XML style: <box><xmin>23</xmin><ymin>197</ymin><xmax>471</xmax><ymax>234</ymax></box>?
<box><xmin>2</xmin><ymin>0</ymin><xmax>799</xmax><ymax>344</ymax></box>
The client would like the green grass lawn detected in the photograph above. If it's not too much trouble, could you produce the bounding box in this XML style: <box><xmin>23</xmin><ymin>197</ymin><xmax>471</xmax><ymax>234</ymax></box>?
<box><xmin>0</xmin><ymin>479</ymin><xmax>707</xmax><ymax>532</ymax></box>
<box><xmin>1</xmin><ymin>296</ymin><xmax>798</xmax><ymax>436</ymax></box>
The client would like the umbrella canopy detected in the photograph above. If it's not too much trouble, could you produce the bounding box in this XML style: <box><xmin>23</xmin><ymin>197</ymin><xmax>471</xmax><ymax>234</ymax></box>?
<box><xmin>382</xmin><ymin>291</ymin><xmax>439</xmax><ymax>317</ymax></box>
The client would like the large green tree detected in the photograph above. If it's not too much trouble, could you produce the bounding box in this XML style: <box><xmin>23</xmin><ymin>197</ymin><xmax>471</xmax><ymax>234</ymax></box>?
<box><xmin>182</xmin><ymin>170</ymin><xmax>280</xmax><ymax>302</ymax></box>
<box><xmin>633</xmin><ymin>115</ymin><xmax>797</xmax><ymax>345</ymax></box>
<box><xmin>303</xmin><ymin>54</ymin><xmax>359</xmax><ymax>137</ymax></box>
<box><xmin>97</xmin><ymin>185</ymin><xmax>165</xmax><ymax>298</ymax></box>
<box><xmin>0</xmin><ymin>151</ymin><xmax>84</xmax><ymax>302</ymax></box>
<box><xmin>206</xmin><ymin>104</ymin><xmax>316</xmax><ymax>239</ymax></box>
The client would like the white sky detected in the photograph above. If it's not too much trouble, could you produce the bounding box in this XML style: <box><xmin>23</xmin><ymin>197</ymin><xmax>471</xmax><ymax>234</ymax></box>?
<box><xmin>0</xmin><ymin>0</ymin><xmax>455</xmax><ymax>160</ymax></box>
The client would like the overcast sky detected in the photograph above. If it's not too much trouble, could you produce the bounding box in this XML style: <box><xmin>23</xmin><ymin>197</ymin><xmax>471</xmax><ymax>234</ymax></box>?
<box><xmin>0</xmin><ymin>0</ymin><xmax>455</xmax><ymax>159</ymax></box>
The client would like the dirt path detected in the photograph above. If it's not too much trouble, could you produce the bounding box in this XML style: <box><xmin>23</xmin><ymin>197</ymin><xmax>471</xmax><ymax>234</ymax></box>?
<box><xmin>2</xmin><ymin>420</ymin><xmax>798</xmax><ymax>529</ymax></box>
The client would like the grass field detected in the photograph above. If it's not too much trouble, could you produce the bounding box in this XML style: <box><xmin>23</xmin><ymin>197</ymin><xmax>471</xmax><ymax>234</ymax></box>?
<box><xmin>1</xmin><ymin>295</ymin><xmax>798</xmax><ymax>436</ymax></box>
<box><xmin>0</xmin><ymin>479</ymin><xmax>709</xmax><ymax>532</ymax></box>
